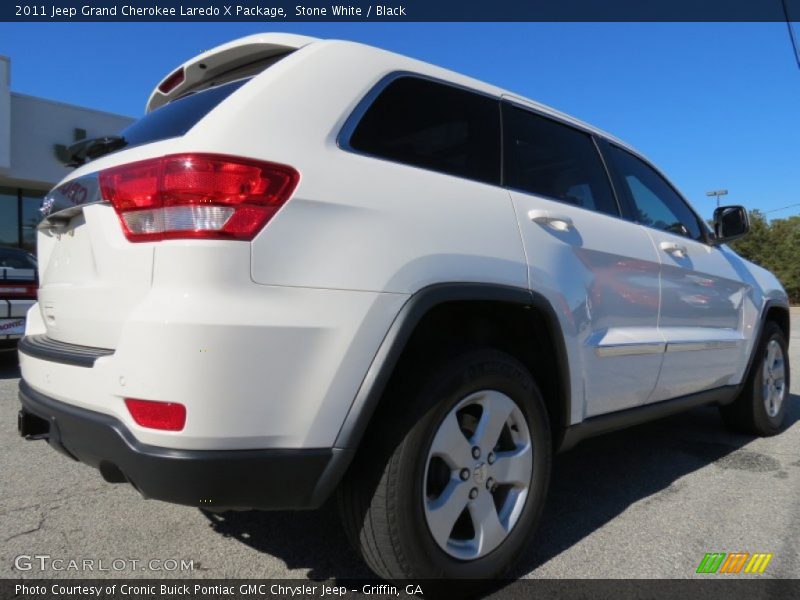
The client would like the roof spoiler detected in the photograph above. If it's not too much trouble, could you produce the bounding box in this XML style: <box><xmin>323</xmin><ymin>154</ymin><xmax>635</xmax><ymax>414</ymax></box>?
<box><xmin>145</xmin><ymin>33</ymin><xmax>320</xmax><ymax>113</ymax></box>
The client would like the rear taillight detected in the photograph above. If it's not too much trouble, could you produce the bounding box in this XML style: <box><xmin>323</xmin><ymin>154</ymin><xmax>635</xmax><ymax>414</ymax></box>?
<box><xmin>99</xmin><ymin>154</ymin><xmax>299</xmax><ymax>242</ymax></box>
<box><xmin>125</xmin><ymin>398</ymin><xmax>186</xmax><ymax>431</ymax></box>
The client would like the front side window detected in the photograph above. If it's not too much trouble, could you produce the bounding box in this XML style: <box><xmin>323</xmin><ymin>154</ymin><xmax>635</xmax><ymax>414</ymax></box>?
<box><xmin>502</xmin><ymin>103</ymin><xmax>618</xmax><ymax>216</ymax></box>
<box><xmin>607</xmin><ymin>145</ymin><xmax>703</xmax><ymax>241</ymax></box>
<box><xmin>348</xmin><ymin>76</ymin><xmax>501</xmax><ymax>185</ymax></box>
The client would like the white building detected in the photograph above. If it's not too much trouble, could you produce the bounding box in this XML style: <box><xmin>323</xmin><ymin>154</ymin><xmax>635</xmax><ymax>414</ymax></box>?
<box><xmin>0</xmin><ymin>56</ymin><xmax>134</xmax><ymax>251</ymax></box>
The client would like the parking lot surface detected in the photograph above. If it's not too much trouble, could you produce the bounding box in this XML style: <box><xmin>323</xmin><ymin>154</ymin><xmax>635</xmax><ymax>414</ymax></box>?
<box><xmin>1</xmin><ymin>308</ymin><xmax>798</xmax><ymax>580</ymax></box>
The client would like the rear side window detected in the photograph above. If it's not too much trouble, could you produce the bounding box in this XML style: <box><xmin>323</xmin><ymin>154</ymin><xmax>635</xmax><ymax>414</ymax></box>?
<box><xmin>348</xmin><ymin>77</ymin><xmax>501</xmax><ymax>185</ymax></box>
<box><xmin>121</xmin><ymin>78</ymin><xmax>249</xmax><ymax>147</ymax></box>
<box><xmin>502</xmin><ymin>103</ymin><xmax>618</xmax><ymax>216</ymax></box>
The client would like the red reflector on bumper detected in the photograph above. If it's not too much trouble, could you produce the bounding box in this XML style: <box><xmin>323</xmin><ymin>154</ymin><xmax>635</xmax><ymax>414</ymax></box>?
<box><xmin>125</xmin><ymin>399</ymin><xmax>186</xmax><ymax>431</ymax></box>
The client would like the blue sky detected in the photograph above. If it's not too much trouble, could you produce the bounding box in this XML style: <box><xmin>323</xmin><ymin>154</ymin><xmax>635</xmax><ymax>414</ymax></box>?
<box><xmin>1</xmin><ymin>22</ymin><xmax>798</xmax><ymax>220</ymax></box>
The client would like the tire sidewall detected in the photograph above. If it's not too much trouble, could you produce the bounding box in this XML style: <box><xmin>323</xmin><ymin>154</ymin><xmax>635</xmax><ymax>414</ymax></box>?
<box><xmin>751</xmin><ymin>324</ymin><xmax>790</xmax><ymax>433</ymax></box>
<box><xmin>392</xmin><ymin>350</ymin><xmax>551</xmax><ymax>579</ymax></box>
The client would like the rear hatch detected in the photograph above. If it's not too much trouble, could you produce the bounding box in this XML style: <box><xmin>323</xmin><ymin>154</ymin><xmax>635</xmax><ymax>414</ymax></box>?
<box><xmin>35</xmin><ymin>33</ymin><xmax>315</xmax><ymax>349</ymax></box>
<box><xmin>36</xmin><ymin>175</ymin><xmax>153</xmax><ymax>349</ymax></box>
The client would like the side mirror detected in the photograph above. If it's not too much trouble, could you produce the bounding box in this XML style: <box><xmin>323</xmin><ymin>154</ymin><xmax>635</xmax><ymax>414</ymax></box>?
<box><xmin>713</xmin><ymin>205</ymin><xmax>749</xmax><ymax>244</ymax></box>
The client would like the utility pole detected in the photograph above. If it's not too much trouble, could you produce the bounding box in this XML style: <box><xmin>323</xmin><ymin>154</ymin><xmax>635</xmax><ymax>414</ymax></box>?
<box><xmin>706</xmin><ymin>189</ymin><xmax>728</xmax><ymax>209</ymax></box>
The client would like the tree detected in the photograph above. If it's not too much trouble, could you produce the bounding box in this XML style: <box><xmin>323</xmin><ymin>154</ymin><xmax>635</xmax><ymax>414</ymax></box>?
<box><xmin>729</xmin><ymin>210</ymin><xmax>800</xmax><ymax>304</ymax></box>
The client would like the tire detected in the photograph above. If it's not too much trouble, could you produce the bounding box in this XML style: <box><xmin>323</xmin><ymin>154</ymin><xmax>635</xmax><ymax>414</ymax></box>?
<box><xmin>720</xmin><ymin>321</ymin><xmax>790</xmax><ymax>436</ymax></box>
<box><xmin>337</xmin><ymin>348</ymin><xmax>551</xmax><ymax>581</ymax></box>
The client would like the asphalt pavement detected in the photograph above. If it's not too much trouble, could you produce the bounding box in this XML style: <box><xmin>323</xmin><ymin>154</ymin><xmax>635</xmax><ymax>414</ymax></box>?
<box><xmin>1</xmin><ymin>309</ymin><xmax>798</xmax><ymax>580</ymax></box>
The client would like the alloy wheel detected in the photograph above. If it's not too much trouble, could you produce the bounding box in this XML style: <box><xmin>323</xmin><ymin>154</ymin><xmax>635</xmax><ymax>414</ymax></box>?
<box><xmin>422</xmin><ymin>390</ymin><xmax>533</xmax><ymax>560</ymax></box>
<box><xmin>762</xmin><ymin>339</ymin><xmax>786</xmax><ymax>418</ymax></box>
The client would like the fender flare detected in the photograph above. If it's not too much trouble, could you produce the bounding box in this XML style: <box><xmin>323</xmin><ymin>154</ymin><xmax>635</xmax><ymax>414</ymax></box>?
<box><xmin>332</xmin><ymin>282</ymin><xmax>571</xmax><ymax>450</ymax></box>
<box><xmin>739</xmin><ymin>298</ymin><xmax>791</xmax><ymax>390</ymax></box>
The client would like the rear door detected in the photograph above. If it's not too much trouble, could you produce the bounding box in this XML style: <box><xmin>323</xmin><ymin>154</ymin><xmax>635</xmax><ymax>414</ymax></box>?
<box><xmin>601</xmin><ymin>143</ymin><xmax>750</xmax><ymax>402</ymax></box>
<box><xmin>502</xmin><ymin>100</ymin><xmax>664</xmax><ymax>417</ymax></box>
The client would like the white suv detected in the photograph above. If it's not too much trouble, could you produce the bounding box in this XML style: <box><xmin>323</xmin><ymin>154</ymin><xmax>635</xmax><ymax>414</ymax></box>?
<box><xmin>17</xmin><ymin>34</ymin><xmax>791</xmax><ymax>581</ymax></box>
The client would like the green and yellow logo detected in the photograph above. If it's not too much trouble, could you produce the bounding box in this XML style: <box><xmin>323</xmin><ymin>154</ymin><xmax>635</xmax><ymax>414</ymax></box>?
<box><xmin>696</xmin><ymin>552</ymin><xmax>773</xmax><ymax>574</ymax></box>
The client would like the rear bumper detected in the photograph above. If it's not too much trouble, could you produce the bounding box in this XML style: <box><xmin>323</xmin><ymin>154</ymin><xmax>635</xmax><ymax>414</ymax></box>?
<box><xmin>19</xmin><ymin>334</ymin><xmax>113</xmax><ymax>367</ymax></box>
<box><xmin>20</xmin><ymin>285</ymin><xmax>408</xmax><ymax>450</ymax></box>
<box><xmin>18</xmin><ymin>380</ymin><xmax>352</xmax><ymax>510</ymax></box>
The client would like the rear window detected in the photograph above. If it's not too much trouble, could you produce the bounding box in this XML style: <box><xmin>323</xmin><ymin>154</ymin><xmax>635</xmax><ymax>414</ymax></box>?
<box><xmin>502</xmin><ymin>103</ymin><xmax>618</xmax><ymax>216</ymax></box>
<box><xmin>348</xmin><ymin>77</ymin><xmax>501</xmax><ymax>185</ymax></box>
<box><xmin>121</xmin><ymin>78</ymin><xmax>249</xmax><ymax>147</ymax></box>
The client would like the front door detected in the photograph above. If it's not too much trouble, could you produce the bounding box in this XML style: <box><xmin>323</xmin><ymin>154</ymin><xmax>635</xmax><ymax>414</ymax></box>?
<box><xmin>601</xmin><ymin>143</ymin><xmax>751</xmax><ymax>402</ymax></box>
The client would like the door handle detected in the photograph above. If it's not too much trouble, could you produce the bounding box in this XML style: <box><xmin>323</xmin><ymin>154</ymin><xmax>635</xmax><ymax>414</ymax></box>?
<box><xmin>528</xmin><ymin>209</ymin><xmax>574</xmax><ymax>232</ymax></box>
<box><xmin>660</xmin><ymin>241</ymin><xmax>688</xmax><ymax>258</ymax></box>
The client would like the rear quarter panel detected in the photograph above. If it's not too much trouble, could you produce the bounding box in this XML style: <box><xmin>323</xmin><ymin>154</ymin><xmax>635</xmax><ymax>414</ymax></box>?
<box><xmin>177</xmin><ymin>40</ymin><xmax>528</xmax><ymax>293</ymax></box>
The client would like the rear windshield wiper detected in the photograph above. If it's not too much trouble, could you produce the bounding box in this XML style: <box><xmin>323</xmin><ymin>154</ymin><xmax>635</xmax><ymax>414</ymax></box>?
<box><xmin>66</xmin><ymin>135</ymin><xmax>127</xmax><ymax>167</ymax></box>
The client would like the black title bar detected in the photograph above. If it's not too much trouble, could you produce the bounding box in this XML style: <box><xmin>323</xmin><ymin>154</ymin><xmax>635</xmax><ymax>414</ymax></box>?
<box><xmin>4</xmin><ymin>579</ymin><xmax>800</xmax><ymax>600</ymax></box>
<box><xmin>4</xmin><ymin>0</ymin><xmax>800</xmax><ymax>22</ymax></box>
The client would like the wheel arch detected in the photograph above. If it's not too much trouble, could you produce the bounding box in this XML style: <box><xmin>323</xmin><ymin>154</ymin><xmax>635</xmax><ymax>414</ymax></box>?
<box><xmin>740</xmin><ymin>299</ymin><xmax>791</xmax><ymax>388</ymax></box>
<box><xmin>765</xmin><ymin>302</ymin><xmax>790</xmax><ymax>341</ymax></box>
<box><xmin>333</xmin><ymin>283</ymin><xmax>572</xmax><ymax>452</ymax></box>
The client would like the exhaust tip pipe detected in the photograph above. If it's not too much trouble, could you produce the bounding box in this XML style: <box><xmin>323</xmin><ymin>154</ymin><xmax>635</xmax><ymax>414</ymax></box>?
<box><xmin>99</xmin><ymin>461</ymin><xmax>127</xmax><ymax>484</ymax></box>
<box><xmin>17</xmin><ymin>409</ymin><xmax>50</xmax><ymax>440</ymax></box>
